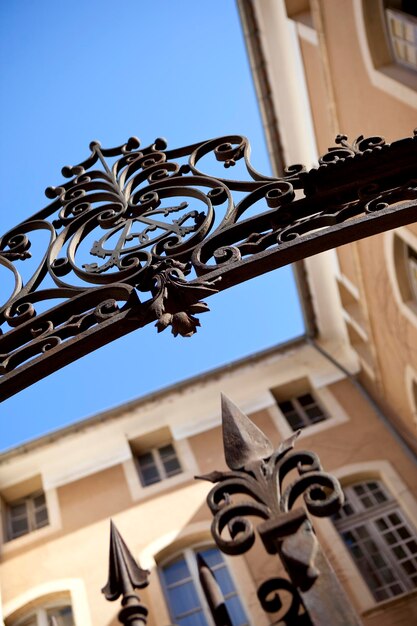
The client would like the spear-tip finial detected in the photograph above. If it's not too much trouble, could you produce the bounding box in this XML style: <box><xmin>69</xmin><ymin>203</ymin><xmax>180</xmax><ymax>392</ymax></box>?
<box><xmin>221</xmin><ymin>393</ymin><xmax>274</xmax><ymax>470</ymax></box>
<box><xmin>102</xmin><ymin>520</ymin><xmax>149</xmax><ymax>602</ymax></box>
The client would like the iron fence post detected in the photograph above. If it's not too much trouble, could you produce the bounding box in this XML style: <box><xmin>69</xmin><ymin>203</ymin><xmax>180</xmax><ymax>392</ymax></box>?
<box><xmin>197</xmin><ymin>394</ymin><xmax>363</xmax><ymax>626</ymax></box>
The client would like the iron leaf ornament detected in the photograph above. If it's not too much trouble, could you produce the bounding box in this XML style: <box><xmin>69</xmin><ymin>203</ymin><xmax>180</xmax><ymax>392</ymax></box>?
<box><xmin>2</xmin><ymin>131</ymin><xmax>417</xmax><ymax>399</ymax></box>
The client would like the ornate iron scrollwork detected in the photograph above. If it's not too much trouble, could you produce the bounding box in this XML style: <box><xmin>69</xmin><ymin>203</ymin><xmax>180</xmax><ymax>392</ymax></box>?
<box><xmin>197</xmin><ymin>395</ymin><xmax>362</xmax><ymax>626</ymax></box>
<box><xmin>2</xmin><ymin>131</ymin><xmax>417</xmax><ymax>399</ymax></box>
<box><xmin>197</xmin><ymin>395</ymin><xmax>343</xmax><ymax>584</ymax></box>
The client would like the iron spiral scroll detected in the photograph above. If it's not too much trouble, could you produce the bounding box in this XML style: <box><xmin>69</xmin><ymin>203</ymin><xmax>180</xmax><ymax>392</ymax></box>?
<box><xmin>2</xmin><ymin>131</ymin><xmax>417</xmax><ymax>399</ymax></box>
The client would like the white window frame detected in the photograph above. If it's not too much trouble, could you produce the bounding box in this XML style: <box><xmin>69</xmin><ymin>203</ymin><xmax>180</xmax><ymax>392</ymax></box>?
<box><xmin>333</xmin><ymin>480</ymin><xmax>417</xmax><ymax>602</ymax></box>
<box><xmin>159</xmin><ymin>545</ymin><xmax>250</xmax><ymax>626</ymax></box>
<box><xmin>8</xmin><ymin>602</ymin><xmax>74</xmax><ymax>626</ymax></box>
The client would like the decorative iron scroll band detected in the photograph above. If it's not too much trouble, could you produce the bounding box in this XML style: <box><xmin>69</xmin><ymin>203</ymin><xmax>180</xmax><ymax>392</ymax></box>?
<box><xmin>1</xmin><ymin>130</ymin><xmax>417</xmax><ymax>399</ymax></box>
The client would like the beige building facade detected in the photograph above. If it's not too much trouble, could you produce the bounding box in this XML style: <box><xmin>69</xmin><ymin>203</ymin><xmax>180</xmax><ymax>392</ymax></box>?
<box><xmin>1</xmin><ymin>2</ymin><xmax>417</xmax><ymax>625</ymax></box>
<box><xmin>1</xmin><ymin>337</ymin><xmax>417</xmax><ymax>626</ymax></box>
<box><xmin>239</xmin><ymin>0</ymin><xmax>417</xmax><ymax>451</ymax></box>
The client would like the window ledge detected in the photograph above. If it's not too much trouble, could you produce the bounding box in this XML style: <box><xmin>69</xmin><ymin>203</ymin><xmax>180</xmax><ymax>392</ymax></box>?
<box><xmin>362</xmin><ymin>587</ymin><xmax>417</xmax><ymax>617</ymax></box>
<box><xmin>1</xmin><ymin>522</ymin><xmax>56</xmax><ymax>554</ymax></box>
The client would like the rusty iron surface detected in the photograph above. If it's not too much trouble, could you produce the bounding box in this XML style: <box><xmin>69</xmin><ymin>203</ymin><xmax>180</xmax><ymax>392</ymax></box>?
<box><xmin>2</xmin><ymin>131</ymin><xmax>417</xmax><ymax>399</ymax></box>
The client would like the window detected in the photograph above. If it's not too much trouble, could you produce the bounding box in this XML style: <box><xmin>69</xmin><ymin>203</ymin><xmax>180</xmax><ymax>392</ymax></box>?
<box><xmin>7</xmin><ymin>491</ymin><xmax>49</xmax><ymax>541</ymax></box>
<box><xmin>405</xmin><ymin>243</ymin><xmax>417</xmax><ymax>301</ymax></box>
<box><xmin>136</xmin><ymin>443</ymin><xmax>182</xmax><ymax>487</ymax></box>
<box><xmin>392</xmin><ymin>233</ymin><xmax>417</xmax><ymax>313</ymax></box>
<box><xmin>9</xmin><ymin>605</ymin><xmax>74</xmax><ymax>626</ymax></box>
<box><xmin>333</xmin><ymin>480</ymin><xmax>417</xmax><ymax>601</ymax></box>
<box><xmin>160</xmin><ymin>546</ymin><xmax>249</xmax><ymax>626</ymax></box>
<box><xmin>277</xmin><ymin>392</ymin><xmax>327</xmax><ymax>431</ymax></box>
<box><xmin>386</xmin><ymin>3</ymin><xmax>417</xmax><ymax>71</ymax></box>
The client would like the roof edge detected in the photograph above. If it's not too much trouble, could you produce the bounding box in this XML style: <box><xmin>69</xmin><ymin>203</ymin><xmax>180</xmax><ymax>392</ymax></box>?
<box><xmin>0</xmin><ymin>334</ymin><xmax>307</xmax><ymax>462</ymax></box>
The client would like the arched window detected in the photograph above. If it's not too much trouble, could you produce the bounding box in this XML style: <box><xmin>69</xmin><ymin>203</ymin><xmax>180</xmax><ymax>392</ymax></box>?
<box><xmin>333</xmin><ymin>479</ymin><xmax>417</xmax><ymax>601</ymax></box>
<box><xmin>160</xmin><ymin>546</ymin><xmax>249</xmax><ymax>626</ymax></box>
<box><xmin>8</xmin><ymin>603</ymin><xmax>74</xmax><ymax>626</ymax></box>
<box><xmin>393</xmin><ymin>233</ymin><xmax>417</xmax><ymax>309</ymax></box>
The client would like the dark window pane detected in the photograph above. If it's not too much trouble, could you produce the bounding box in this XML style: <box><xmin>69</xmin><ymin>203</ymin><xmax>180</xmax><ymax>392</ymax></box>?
<box><xmin>361</xmin><ymin>496</ymin><xmax>373</xmax><ymax>509</ymax></box>
<box><xmin>33</xmin><ymin>493</ymin><xmax>46</xmax><ymax>508</ymax></box>
<box><xmin>384</xmin><ymin>532</ymin><xmax>397</xmax><ymax>546</ymax></box>
<box><xmin>10</xmin><ymin>502</ymin><xmax>27</xmax><ymax>518</ymax></box>
<box><xmin>163</xmin><ymin>457</ymin><xmax>182</xmax><ymax>477</ymax></box>
<box><xmin>352</xmin><ymin>545</ymin><xmax>364</xmax><ymax>559</ymax></box>
<box><xmin>342</xmin><ymin>502</ymin><xmax>355</xmax><ymax>516</ymax></box>
<box><xmin>380</xmin><ymin>567</ymin><xmax>395</xmax><ymax>584</ymax></box>
<box><xmin>406</xmin><ymin>539</ymin><xmax>417</xmax><ymax>554</ymax></box>
<box><xmin>285</xmin><ymin>411</ymin><xmax>305</xmax><ymax>431</ymax></box>
<box><xmin>35</xmin><ymin>507</ymin><xmax>49</xmax><ymax>528</ymax></box>
<box><xmin>376</xmin><ymin>518</ymin><xmax>388</xmax><ymax>531</ymax></box>
<box><xmin>402</xmin><ymin>561</ymin><xmax>417</xmax><ymax>575</ymax></box>
<box><xmin>393</xmin><ymin>546</ymin><xmax>406</xmax><ymax>559</ymax></box>
<box><xmin>298</xmin><ymin>393</ymin><xmax>315</xmax><ymax>406</ymax></box>
<box><xmin>342</xmin><ymin>531</ymin><xmax>355</xmax><ymax>546</ymax></box>
<box><xmin>364</xmin><ymin>539</ymin><xmax>378</xmax><ymax>554</ymax></box>
<box><xmin>304</xmin><ymin>406</ymin><xmax>326</xmax><ymax>422</ymax></box>
<box><xmin>374</xmin><ymin>589</ymin><xmax>389</xmax><ymax>601</ymax></box>
<box><xmin>389</xmin><ymin>513</ymin><xmax>401</xmax><ymax>526</ymax></box>
<box><xmin>139</xmin><ymin>465</ymin><xmax>160</xmax><ymax>486</ymax></box>
<box><xmin>278</xmin><ymin>401</ymin><xmax>293</xmax><ymax>413</ymax></box>
<box><xmin>372</xmin><ymin>554</ymin><xmax>387</xmax><ymax>569</ymax></box>
<box><xmin>137</xmin><ymin>452</ymin><xmax>154</xmax><ymax>467</ymax></box>
<box><xmin>11</xmin><ymin>517</ymin><xmax>29</xmax><ymax>538</ymax></box>
<box><xmin>398</xmin><ymin>526</ymin><xmax>412</xmax><ymax>540</ymax></box>
<box><xmin>159</xmin><ymin>444</ymin><xmax>176</xmax><ymax>459</ymax></box>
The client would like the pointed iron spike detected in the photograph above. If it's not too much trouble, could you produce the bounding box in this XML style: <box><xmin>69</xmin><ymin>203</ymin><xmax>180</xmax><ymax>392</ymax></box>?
<box><xmin>220</xmin><ymin>393</ymin><xmax>274</xmax><ymax>470</ymax></box>
<box><xmin>276</xmin><ymin>429</ymin><xmax>302</xmax><ymax>458</ymax></box>
<box><xmin>102</xmin><ymin>520</ymin><xmax>150</xmax><ymax>602</ymax></box>
<box><xmin>197</xmin><ymin>553</ymin><xmax>233</xmax><ymax>626</ymax></box>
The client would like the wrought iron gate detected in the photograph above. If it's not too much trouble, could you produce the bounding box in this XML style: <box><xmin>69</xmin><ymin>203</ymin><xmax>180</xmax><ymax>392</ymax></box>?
<box><xmin>2</xmin><ymin>130</ymin><xmax>417</xmax><ymax>625</ymax></box>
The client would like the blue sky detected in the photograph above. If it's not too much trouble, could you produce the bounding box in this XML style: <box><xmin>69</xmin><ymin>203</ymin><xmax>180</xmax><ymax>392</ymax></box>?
<box><xmin>0</xmin><ymin>1</ymin><xmax>304</xmax><ymax>450</ymax></box>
